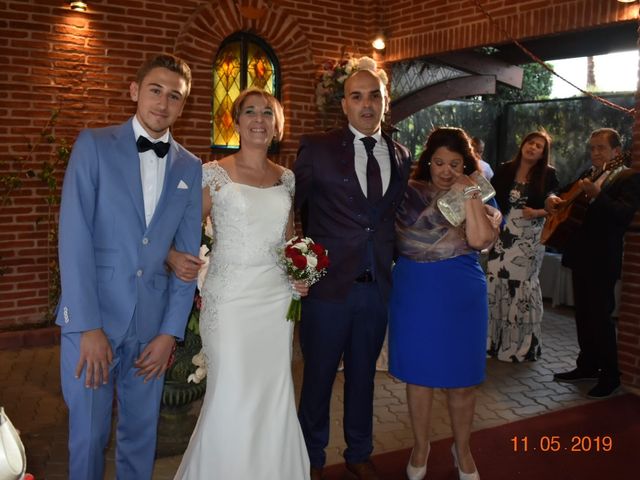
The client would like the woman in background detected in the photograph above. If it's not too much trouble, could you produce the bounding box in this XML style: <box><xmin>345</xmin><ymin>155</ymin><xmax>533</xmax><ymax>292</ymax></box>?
<box><xmin>486</xmin><ymin>131</ymin><xmax>559</xmax><ymax>363</ymax></box>
<box><xmin>389</xmin><ymin>127</ymin><xmax>500</xmax><ymax>480</ymax></box>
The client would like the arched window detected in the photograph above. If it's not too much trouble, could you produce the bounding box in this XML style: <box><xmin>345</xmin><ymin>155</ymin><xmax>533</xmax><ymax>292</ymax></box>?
<box><xmin>212</xmin><ymin>32</ymin><xmax>280</xmax><ymax>151</ymax></box>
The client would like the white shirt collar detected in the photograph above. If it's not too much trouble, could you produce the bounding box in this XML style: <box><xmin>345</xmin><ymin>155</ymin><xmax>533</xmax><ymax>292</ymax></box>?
<box><xmin>132</xmin><ymin>115</ymin><xmax>170</xmax><ymax>144</ymax></box>
<box><xmin>348</xmin><ymin>124</ymin><xmax>382</xmax><ymax>144</ymax></box>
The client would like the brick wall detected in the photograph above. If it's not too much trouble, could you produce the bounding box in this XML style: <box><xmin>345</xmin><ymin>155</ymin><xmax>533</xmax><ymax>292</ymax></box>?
<box><xmin>384</xmin><ymin>0</ymin><xmax>638</xmax><ymax>61</ymax></box>
<box><xmin>617</xmin><ymin>17</ymin><xmax>640</xmax><ymax>391</ymax></box>
<box><xmin>0</xmin><ymin>0</ymin><xmax>374</xmax><ymax>329</ymax></box>
<box><xmin>1</xmin><ymin>0</ymin><xmax>639</xmax><ymax>387</ymax></box>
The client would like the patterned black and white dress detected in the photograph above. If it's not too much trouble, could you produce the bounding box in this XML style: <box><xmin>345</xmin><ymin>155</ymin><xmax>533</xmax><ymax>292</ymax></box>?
<box><xmin>486</xmin><ymin>182</ymin><xmax>545</xmax><ymax>362</ymax></box>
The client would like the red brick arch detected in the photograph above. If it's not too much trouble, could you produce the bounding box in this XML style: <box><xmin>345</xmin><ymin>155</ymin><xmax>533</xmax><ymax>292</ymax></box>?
<box><xmin>171</xmin><ymin>0</ymin><xmax>316</xmax><ymax>167</ymax></box>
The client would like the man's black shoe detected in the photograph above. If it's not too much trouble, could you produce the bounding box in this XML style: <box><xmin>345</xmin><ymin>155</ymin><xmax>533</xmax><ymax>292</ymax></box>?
<box><xmin>587</xmin><ymin>380</ymin><xmax>621</xmax><ymax>399</ymax></box>
<box><xmin>553</xmin><ymin>369</ymin><xmax>599</xmax><ymax>383</ymax></box>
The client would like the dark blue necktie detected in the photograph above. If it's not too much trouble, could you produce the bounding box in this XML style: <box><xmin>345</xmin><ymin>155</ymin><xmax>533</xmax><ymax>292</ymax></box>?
<box><xmin>136</xmin><ymin>136</ymin><xmax>170</xmax><ymax>158</ymax></box>
<box><xmin>360</xmin><ymin>136</ymin><xmax>382</xmax><ymax>203</ymax></box>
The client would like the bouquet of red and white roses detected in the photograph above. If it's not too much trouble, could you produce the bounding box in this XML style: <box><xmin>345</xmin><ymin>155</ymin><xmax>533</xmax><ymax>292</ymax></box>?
<box><xmin>280</xmin><ymin>236</ymin><xmax>330</xmax><ymax>322</ymax></box>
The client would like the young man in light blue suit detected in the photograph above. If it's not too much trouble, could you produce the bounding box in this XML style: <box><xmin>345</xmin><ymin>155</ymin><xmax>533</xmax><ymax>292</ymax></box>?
<box><xmin>57</xmin><ymin>54</ymin><xmax>202</xmax><ymax>480</ymax></box>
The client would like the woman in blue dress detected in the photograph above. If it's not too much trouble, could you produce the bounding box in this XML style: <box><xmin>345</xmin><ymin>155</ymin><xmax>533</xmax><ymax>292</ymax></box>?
<box><xmin>389</xmin><ymin>128</ymin><xmax>501</xmax><ymax>480</ymax></box>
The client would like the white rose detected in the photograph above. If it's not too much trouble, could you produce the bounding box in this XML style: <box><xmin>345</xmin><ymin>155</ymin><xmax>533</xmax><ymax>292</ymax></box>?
<box><xmin>306</xmin><ymin>255</ymin><xmax>318</xmax><ymax>268</ymax></box>
<box><xmin>294</xmin><ymin>242</ymin><xmax>308</xmax><ymax>253</ymax></box>
<box><xmin>357</xmin><ymin>56</ymin><xmax>377</xmax><ymax>71</ymax></box>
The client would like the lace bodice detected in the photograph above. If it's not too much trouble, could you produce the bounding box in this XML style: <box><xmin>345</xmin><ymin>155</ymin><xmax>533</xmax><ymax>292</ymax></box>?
<box><xmin>202</xmin><ymin>161</ymin><xmax>294</xmax><ymax>268</ymax></box>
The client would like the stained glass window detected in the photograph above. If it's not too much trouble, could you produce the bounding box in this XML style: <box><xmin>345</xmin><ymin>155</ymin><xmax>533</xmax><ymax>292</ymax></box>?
<box><xmin>212</xmin><ymin>33</ymin><xmax>280</xmax><ymax>150</ymax></box>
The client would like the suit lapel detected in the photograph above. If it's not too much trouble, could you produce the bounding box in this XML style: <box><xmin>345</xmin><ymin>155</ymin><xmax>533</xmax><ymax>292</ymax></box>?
<box><xmin>147</xmin><ymin>140</ymin><xmax>181</xmax><ymax>232</ymax></box>
<box><xmin>381</xmin><ymin>131</ymin><xmax>403</xmax><ymax>201</ymax></box>
<box><xmin>382</xmin><ymin>132</ymin><xmax>402</xmax><ymax>193</ymax></box>
<box><xmin>341</xmin><ymin>128</ymin><xmax>370</xmax><ymax>208</ymax></box>
<box><xmin>112</xmin><ymin>119</ymin><xmax>146</xmax><ymax>229</ymax></box>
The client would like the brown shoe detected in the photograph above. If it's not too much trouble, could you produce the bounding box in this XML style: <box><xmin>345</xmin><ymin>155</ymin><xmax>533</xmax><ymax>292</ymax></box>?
<box><xmin>310</xmin><ymin>466</ymin><xmax>324</xmax><ymax>480</ymax></box>
<box><xmin>345</xmin><ymin>460</ymin><xmax>382</xmax><ymax>480</ymax></box>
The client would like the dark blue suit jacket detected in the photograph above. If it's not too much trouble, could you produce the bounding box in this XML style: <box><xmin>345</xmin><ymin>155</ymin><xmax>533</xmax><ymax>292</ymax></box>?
<box><xmin>294</xmin><ymin>127</ymin><xmax>412</xmax><ymax>303</ymax></box>
<box><xmin>562</xmin><ymin>168</ymin><xmax>640</xmax><ymax>278</ymax></box>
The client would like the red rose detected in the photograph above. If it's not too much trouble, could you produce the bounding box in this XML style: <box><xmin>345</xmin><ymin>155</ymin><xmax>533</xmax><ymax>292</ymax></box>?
<box><xmin>316</xmin><ymin>255</ymin><xmax>330</xmax><ymax>270</ymax></box>
<box><xmin>292</xmin><ymin>254</ymin><xmax>307</xmax><ymax>270</ymax></box>
<box><xmin>310</xmin><ymin>243</ymin><xmax>325</xmax><ymax>256</ymax></box>
<box><xmin>285</xmin><ymin>246</ymin><xmax>297</xmax><ymax>258</ymax></box>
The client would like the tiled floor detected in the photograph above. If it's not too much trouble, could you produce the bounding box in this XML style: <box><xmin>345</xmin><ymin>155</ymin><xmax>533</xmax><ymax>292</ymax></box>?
<box><xmin>0</xmin><ymin>304</ymin><xmax>615</xmax><ymax>479</ymax></box>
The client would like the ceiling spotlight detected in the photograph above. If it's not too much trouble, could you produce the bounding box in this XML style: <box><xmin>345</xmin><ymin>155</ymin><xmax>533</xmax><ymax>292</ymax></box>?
<box><xmin>70</xmin><ymin>1</ymin><xmax>88</xmax><ymax>12</ymax></box>
<box><xmin>617</xmin><ymin>0</ymin><xmax>636</xmax><ymax>3</ymax></box>
<box><xmin>372</xmin><ymin>33</ymin><xmax>386</xmax><ymax>51</ymax></box>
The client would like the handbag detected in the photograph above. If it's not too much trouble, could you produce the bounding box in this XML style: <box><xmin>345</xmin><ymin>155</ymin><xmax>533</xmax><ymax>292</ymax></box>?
<box><xmin>437</xmin><ymin>171</ymin><xmax>496</xmax><ymax>227</ymax></box>
<box><xmin>0</xmin><ymin>407</ymin><xmax>26</xmax><ymax>480</ymax></box>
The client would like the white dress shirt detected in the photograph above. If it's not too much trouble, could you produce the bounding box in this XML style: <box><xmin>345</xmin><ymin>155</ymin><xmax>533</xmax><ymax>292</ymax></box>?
<box><xmin>132</xmin><ymin>116</ymin><xmax>168</xmax><ymax>227</ymax></box>
<box><xmin>349</xmin><ymin>124</ymin><xmax>391</xmax><ymax>197</ymax></box>
<box><xmin>479</xmin><ymin>159</ymin><xmax>494</xmax><ymax>180</ymax></box>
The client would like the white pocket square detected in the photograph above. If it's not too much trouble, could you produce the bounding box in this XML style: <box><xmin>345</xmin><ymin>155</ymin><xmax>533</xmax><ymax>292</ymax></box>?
<box><xmin>177</xmin><ymin>180</ymin><xmax>189</xmax><ymax>190</ymax></box>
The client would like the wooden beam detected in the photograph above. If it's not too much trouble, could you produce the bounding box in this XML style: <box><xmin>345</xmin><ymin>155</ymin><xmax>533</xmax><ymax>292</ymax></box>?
<box><xmin>390</xmin><ymin>75</ymin><xmax>496</xmax><ymax>124</ymax></box>
<box><xmin>433</xmin><ymin>51</ymin><xmax>523</xmax><ymax>88</ymax></box>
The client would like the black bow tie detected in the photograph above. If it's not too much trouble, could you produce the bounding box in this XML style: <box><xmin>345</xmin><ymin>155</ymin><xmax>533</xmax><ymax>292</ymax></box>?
<box><xmin>136</xmin><ymin>136</ymin><xmax>170</xmax><ymax>158</ymax></box>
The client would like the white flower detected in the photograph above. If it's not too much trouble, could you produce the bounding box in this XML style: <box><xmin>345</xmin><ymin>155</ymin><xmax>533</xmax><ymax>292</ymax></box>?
<box><xmin>306</xmin><ymin>255</ymin><xmax>318</xmax><ymax>268</ymax></box>
<box><xmin>187</xmin><ymin>349</ymin><xmax>208</xmax><ymax>384</ymax></box>
<box><xmin>187</xmin><ymin>367</ymin><xmax>206</xmax><ymax>384</ymax></box>
<box><xmin>192</xmin><ymin>349</ymin><xmax>206</xmax><ymax>366</ymax></box>
<box><xmin>204</xmin><ymin>217</ymin><xmax>213</xmax><ymax>240</ymax></box>
<box><xmin>378</xmin><ymin>69</ymin><xmax>389</xmax><ymax>86</ymax></box>
<box><xmin>294</xmin><ymin>242</ymin><xmax>308</xmax><ymax>253</ymax></box>
<box><xmin>197</xmin><ymin>244</ymin><xmax>210</xmax><ymax>291</ymax></box>
<box><xmin>356</xmin><ymin>56</ymin><xmax>388</xmax><ymax>86</ymax></box>
<box><xmin>357</xmin><ymin>56</ymin><xmax>377</xmax><ymax>71</ymax></box>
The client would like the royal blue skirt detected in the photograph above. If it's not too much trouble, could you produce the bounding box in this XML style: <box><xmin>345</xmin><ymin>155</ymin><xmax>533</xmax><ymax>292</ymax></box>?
<box><xmin>389</xmin><ymin>254</ymin><xmax>488</xmax><ymax>388</ymax></box>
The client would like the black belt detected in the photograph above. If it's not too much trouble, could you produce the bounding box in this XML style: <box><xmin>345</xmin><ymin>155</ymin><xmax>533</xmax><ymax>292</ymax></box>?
<box><xmin>354</xmin><ymin>271</ymin><xmax>375</xmax><ymax>283</ymax></box>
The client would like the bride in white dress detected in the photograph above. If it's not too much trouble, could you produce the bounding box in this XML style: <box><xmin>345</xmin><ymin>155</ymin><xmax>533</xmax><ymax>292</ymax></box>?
<box><xmin>169</xmin><ymin>89</ymin><xmax>310</xmax><ymax>480</ymax></box>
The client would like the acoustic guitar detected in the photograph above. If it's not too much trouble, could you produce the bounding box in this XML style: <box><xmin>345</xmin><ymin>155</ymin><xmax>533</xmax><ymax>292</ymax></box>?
<box><xmin>540</xmin><ymin>152</ymin><xmax>628</xmax><ymax>250</ymax></box>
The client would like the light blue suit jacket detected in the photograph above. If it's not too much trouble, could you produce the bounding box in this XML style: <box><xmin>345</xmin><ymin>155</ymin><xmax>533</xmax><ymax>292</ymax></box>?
<box><xmin>56</xmin><ymin>118</ymin><xmax>202</xmax><ymax>342</ymax></box>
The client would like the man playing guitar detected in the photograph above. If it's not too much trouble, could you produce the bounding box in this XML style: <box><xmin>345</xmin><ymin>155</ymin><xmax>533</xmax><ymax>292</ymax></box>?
<box><xmin>547</xmin><ymin>128</ymin><xmax>640</xmax><ymax>398</ymax></box>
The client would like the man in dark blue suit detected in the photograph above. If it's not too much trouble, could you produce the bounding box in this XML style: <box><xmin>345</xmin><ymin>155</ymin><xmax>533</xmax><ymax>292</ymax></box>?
<box><xmin>294</xmin><ymin>57</ymin><xmax>412</xmax><ymax>480</ymax></box>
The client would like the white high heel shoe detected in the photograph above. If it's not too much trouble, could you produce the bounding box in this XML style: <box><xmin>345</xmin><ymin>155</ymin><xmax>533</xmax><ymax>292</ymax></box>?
<box><xmin>406</xmin><ymin>444</ymin><xmax>430</xmax><ymax>480</ymax></box>
<box><xmin>451</xmin><ymin>444</ymin><xmax>480</xmax><ymax>480</ymax></box>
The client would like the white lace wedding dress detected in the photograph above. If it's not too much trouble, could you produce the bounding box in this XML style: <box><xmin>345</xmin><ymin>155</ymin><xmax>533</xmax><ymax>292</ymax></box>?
<box><xmin>174</xmin><ymin>161</ymin><xmax>310</xmax><ymax>480</ymax></box>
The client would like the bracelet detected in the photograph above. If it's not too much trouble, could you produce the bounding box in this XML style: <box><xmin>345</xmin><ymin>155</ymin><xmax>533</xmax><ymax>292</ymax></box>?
<box><xmin>463</xmin><ymin>184</ymin><xmax>481</xmax><ymax>200</ymax></box>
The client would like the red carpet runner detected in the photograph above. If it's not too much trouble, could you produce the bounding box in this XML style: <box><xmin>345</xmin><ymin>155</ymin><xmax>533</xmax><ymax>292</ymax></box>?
<box><xmin>324</xmin><ymin>393</ymin><xmax>639</xmax><ymax>479</ymax></box>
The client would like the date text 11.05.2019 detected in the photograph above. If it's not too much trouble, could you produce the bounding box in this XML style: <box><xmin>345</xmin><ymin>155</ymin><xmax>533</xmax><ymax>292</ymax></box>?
<box><xmin>511</xmin><ymin>435</ymin><xmax>613</xmax><ymax>453</ymax></box>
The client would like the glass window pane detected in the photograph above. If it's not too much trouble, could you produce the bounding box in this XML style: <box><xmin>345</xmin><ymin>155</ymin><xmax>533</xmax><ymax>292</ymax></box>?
<box><xmin>247</xmin><ymin>43</ymin><xmax>275</xmax><ymax>93</ymax></box>
<box><xmin>211</xmin><ymin>34</ymin><xmax>279</xmax><ymax>150</ymax></box>
<box><xmin>212</xmin><ymin>42</ymin><xmax>241</xmax><ymax>148</ymax></box>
